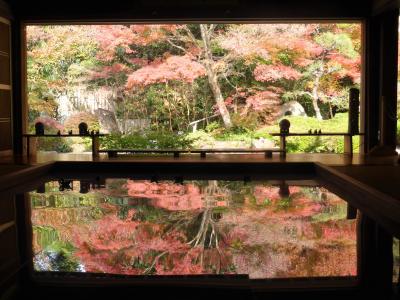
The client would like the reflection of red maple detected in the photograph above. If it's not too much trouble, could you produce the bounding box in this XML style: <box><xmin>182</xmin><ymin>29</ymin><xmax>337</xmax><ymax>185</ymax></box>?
<box><xmin>125</xmin><ymin>180</ymin><xmax>206</xmax><ymax>211</ymax></box>
<box><xmin>253</xmin><ymin>185</ymin><xmax>300</xmax><ymax>202</ymax></box>
<box><xmin>70</xmin><ymin>205</ymin><xmax>205</xmax><ymax>275</ymax></box>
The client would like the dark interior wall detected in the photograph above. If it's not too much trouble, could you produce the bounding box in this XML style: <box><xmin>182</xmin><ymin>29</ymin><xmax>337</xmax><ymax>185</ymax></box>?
<box><xmin>0</xmin><ymin>0</ymin><xmax>10</xmax><ymax>17</ymax></box>
<box><xmin>9</xmin><ymin>0</ymin><xmax>372</xmax><ymax>21</ymax></box>
<box><xmin>372</xmin><ymin>0</ymin><xmax>398</xmax><ymax>14</ymax></box>
<box><xmin>0</xmin><ymin>192</ymin><xmax>20</xmax><ymax>299</ymax></box>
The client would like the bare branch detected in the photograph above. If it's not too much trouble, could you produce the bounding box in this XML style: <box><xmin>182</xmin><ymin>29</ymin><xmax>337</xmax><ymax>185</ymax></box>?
<box><xmin>165</xmin><ymin>38</ymin><xmax>189</xmax><ymax>55</ymax></box>
<box><xmin>183</xmin><ymin>26</ymin><xmax>198</xmax><ymax>45</ymax></box>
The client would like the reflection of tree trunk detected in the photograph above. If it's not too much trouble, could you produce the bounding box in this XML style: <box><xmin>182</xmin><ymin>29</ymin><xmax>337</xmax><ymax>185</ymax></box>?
<box><xmin>185</xmin><ymin>180</ymin><xmax>229</xmax><ymax>272</ymax></box>
<box><xmin>199</xmin><ymin>24</ymin><xmax>232</xmax><ymax>129</ymax></box>
<box><xmin>312</xmin><ymin>73</ymin><xmax>323</xmax><ymax>120</ymax></box>
<box><xmin>95</xmin><ymin>108</ymin><xmax>121</xmax><ymax>133</ymax></box>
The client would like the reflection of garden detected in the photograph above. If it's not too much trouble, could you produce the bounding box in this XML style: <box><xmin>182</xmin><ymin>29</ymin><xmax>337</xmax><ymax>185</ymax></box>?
<box><xmin>31</xmin><ymin>180</ymin><xmax>357</xmax><ymax>278</ymax></box>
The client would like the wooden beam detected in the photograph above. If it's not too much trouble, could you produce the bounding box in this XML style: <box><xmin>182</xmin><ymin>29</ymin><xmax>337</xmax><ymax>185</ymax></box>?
<box><xmin>9</xmin><ymin>0</ymin><xmax>371</xmax><ymax>22</ymax></box>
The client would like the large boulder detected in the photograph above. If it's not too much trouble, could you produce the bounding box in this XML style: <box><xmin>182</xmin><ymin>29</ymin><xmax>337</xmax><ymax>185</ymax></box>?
<box><xmin>95</xmin><ymin>108</ymin><xmax>120</xmax><ymax>133</ymax></box>
<box><xmin>280</xmin><ymin>101</ymin><xmax>307</xmax><ymax>117</ymax></box>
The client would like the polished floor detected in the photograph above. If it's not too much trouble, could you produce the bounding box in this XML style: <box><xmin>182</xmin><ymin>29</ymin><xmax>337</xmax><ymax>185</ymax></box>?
<box><xmin>1</xmin><ymin>151</ymin><xmax>398</xmax><ymax>166</ymax></box>
<box><xmin>0</xmin><ymin>152</ymin><xmax>399</xmax><ymax>199</ymax></box>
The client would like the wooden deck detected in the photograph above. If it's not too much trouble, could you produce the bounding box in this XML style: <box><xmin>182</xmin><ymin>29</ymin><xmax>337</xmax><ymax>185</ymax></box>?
<box><xmin>35</xmin><ymin>152</ymin><xmax>399</xmax><ymax>166</ymax></box>
<box><xmin>0</xmin><ymin>152</ymin><xmax>398</xmax><ymax>166</ymax></box>
<box><xmin>0</xmin><ymin>152</ymin><xmax>398</xmax><ymax>202</ymax></box>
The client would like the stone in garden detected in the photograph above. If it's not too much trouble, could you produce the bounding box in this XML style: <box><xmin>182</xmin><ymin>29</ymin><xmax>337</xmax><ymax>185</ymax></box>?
<box><xmin>251</xmin><ymin>138</ymin><xmax>275</xmax><ymax>149</ymax></box>
<box><xmin>280</xmin><ymin>101</ymin><xmax>307</xmax><ymax>117</ymax></box>
<box><xmin>95</xmin><ymin>108</ymin><xmax>120</xmax><ymax>134</ymax></box>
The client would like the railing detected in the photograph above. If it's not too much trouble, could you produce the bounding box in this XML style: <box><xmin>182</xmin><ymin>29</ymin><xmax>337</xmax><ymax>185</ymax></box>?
<box><xmin>23</xmin><ymin>133</ymin><xmax>285</xmax><ymax>159</ymax></box>
<box><xmin>99</xmin><ymin>148</ymin><xmax>285</xmax><ymax>158</ymax></box>
<box><xmin>22</xmin><ymin>133</ymin><xmax>107</xmax><ymax>159</ymax></box>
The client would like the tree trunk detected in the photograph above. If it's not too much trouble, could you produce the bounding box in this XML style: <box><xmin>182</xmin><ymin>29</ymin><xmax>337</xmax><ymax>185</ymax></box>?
<box><xmin>312</xmin><ymin>72</ymin><xmax>323</xmax><ymax>120</ymax></box>
<box><xmin>199</xmin><ymin>24</ymin><xmax>232</xmax><ymax>129</ymax></box>
<box><xmin>328</xmin><ymin>101</ymin><xmax>333</xmax><ymax>119</ymax></box>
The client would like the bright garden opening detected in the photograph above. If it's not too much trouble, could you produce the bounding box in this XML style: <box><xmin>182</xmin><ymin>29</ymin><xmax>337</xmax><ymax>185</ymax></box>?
<box><xmin>26</xmin><ymin>23</ymin><xmax>362</xmax><ymax>154</ymax></box>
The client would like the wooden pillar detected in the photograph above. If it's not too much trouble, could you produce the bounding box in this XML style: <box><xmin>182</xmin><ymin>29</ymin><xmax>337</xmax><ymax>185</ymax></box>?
<box><xmin>365</xmin><ymin>9</ymin><xmax>399</xmax><ymax>153</ymax></box>
<box><xmin>26</xmin><ymin>136</ymin><xmax>37</xmax><ymax>158</ymax></box>
<box><xmin>358</xmin><ymin>213</ymin><xmax>393</xmax><ymax>297</ymax></box>
<box><xmin>364</xmin><ymin>16</ymin><xmax>381</xmax><ymax>152</ymax></box>
<box><xmin>344</xmin><ymin>135</ymin><xmax>353</xmax><ymax>155</ymax></box>
<box><xmin>11</xmin><ymin>18</ymin><xmax>25</xmax><ymax>156</ymax></box>
<box><xmin>91</xmin><ymin>135</ymin><xmax>99</xmax><ymax>159</ymax></box>
<box><xmin>279</xmin><ymin>135</ymin><xmax>286</xmax><ymax>158</ymax></box>
<box><xmin>379</xmin><ymin>10</ymin><xmax>398</xmax><ymax>151</ymax></box>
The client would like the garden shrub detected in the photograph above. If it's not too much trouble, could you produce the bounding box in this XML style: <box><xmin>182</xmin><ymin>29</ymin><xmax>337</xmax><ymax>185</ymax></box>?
<box><xmin>186</xmin><ymin>130</ymin><xmax>216</xmax><ymax>148</ymax></box>
<box><xmin>100</xmin><ymin>131</ymin><xmax>195</xmax><ymax>150</ymax></box>
<box><xmin>214</xmin><ymin>131</ymin><xmax>254</xmax><ymax>143</ymax></box>
<box><xmin>208</xmin><ymin>113</ymin><xmax>263</xmax><ymax>145</ymax></box>
<box><xmin>230</xmin><ymin>112</ymin><xmax>258</xmax><ymax>133</ymax></box>
<box><xmin>205</xmin><ymin>121</ymin><xmax>220</xmax><ymax>133</ymax></box>
<box><xmin>37</xmin><ymin>137</ymin><xmax>73</xmax><ymax>153</ymax></box>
